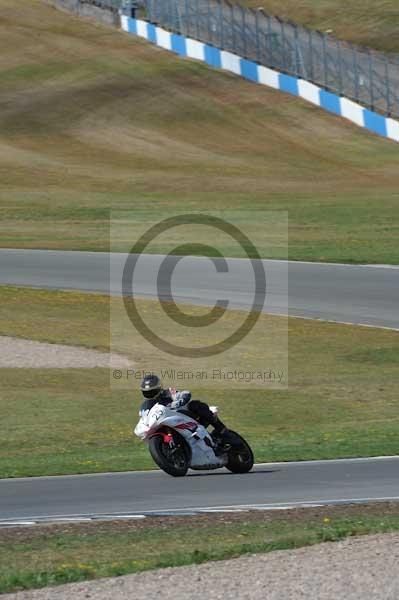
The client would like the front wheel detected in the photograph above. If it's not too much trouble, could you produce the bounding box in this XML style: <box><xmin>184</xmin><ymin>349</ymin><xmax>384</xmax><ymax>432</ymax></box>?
<box><xmin>225</xmin><ymin>431</ymin><xmax>254</xmax><ymax>474</ymax></box>
<box><xmin>149</xmin><ymin>431</ymin><xmax>190</xmax><ymax>477</ymax></box>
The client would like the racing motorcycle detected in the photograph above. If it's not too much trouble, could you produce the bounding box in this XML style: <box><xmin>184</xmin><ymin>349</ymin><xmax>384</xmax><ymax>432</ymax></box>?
<box><xmin>134</xmin><ymin>403</ymin><xmax>254</xmax><ymax>477</ymax></box>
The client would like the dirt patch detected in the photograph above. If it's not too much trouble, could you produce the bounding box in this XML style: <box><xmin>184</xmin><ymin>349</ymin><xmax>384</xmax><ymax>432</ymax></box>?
<box><xmin>0</xmin><ymin>336</ymin><xmax>132</xmax><ymax>368</ymax></box>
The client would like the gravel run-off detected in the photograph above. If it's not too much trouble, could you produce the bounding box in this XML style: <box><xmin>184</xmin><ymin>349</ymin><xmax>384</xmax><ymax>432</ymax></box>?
<box><xmin>0</xmin><ymin>337</ymin><xmax>132</xmax><ymax>368</ymax></box>
<box><xmin>4</xmin><ymin>533</ymin><xmax>399</xmax><ymax>600</ymax></box>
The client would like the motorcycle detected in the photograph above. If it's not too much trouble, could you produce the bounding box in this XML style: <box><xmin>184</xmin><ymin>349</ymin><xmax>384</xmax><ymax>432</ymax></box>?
<box><xmin>134</xmin><ymin>403</ymin><xmax>254</xmax><ymax>477</ymax></box>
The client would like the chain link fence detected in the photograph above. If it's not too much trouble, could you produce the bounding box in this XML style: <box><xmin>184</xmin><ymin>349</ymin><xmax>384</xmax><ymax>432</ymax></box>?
<box><xmin>96</xmin><ymin>0</ymin><xmax>399</xmax><ymax>118</ymax></box>
<box><xmin>81</xmin><ymin>0</ymin><xmax>122</xmax><ymax>11</ymax></box>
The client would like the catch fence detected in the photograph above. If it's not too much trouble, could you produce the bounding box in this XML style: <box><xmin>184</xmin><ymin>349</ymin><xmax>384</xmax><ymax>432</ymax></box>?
<box><xmin>92</xmin><ymin>0</ymin><xmax>399</xmax><ymax>117</ymax></box>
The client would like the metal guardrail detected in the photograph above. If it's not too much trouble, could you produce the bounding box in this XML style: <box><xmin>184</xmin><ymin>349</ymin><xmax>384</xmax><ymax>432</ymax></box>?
<box><xmin>96</xmin><ymin>0</ymin><xmax>399</xmax><ymax>118</ymax></box>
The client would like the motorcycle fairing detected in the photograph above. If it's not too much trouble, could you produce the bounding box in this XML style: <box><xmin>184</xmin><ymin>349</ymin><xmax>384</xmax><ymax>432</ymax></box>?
<box><xmin>134</xmin><ymin>403</ymin><xmax>225</xmax><ymax>469</ymax></box>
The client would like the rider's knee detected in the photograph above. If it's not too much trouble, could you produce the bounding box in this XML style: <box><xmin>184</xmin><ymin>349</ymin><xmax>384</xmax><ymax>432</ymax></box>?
<box><xmin>187</xmin><ymin>399</ymin><xmax>202</xmax><ymax>412</ymax></box>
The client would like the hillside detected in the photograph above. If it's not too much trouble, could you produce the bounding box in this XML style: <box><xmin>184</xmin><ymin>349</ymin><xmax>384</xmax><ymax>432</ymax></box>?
<box><xmin>242</xmin><ymin>0</ymin><xmax>399</xmax><ymax>54</ymax></box>
<box><xmin>0</xmin><ymin>0</ymin><xmax>398</xmax><ymax>262</ymax></box>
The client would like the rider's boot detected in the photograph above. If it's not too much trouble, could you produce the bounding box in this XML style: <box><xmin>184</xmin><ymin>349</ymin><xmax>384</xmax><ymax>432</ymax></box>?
<box><xmin>211</xmin><ymin>416</ymin><xmax>242</xmax><ymax>448</ymax></box>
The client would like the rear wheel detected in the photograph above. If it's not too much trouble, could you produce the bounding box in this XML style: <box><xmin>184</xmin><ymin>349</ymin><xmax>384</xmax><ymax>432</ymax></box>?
<box><xmin>225</xmin><ymin>431</ymin><xmax>254</xmax><ymax>474</ymax></box>
<box><xmin>149</xmin><ymin>431</ymin><xmax>190</xmax><ymax>477</ymax></box>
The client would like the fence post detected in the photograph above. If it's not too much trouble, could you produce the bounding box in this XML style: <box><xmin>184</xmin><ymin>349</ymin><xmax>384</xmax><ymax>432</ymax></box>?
<box><xmin>184</xmin><ymin>0</ymin><xmax>190</xmax><ymax>36</ymax></box>
<box><xmin>159</xmin><ymin>0</ymin><xmax>164</xmax><ymax>25</ymax></box>
<box><xmin>164</xmin><ymin>0</ymin><xmax>168</xmax><ymax>27</ymax></box>
<box><xmin>218</xmin><ymin>0</ymin><xmax>223</xmax><ymax>49</ymax></box>
<box><xmin>385</xmin><ymin>55</ymin><xmax>392</xmax><ymax>115</ymax></box>
<box><xmin>336</xmin><ymin>38</ymin><xmax>343</xmax><ymax>96</ymax></box>
<box><xmin>149</xmin><ymin>0</ymin><xmax>154</xmax><ymax>22</ymax></box>
<box><xmin>175</xmin><ymin>0</ymin><xmax>183</xmax><ymax>34</ymax></box>
<box><xmin>267</xmin><ymin>14</ymin><xmax>273</xmax><ymax>67</ymax></box>
<box><xmin>231</xmin><ymin>2</ymin><xmax>235</xmax><ymax>53</ymax></box>
<box><xmin>255</xmin><ymin>8</ymin><xmax>260</xmax><ymax>63</ymax></box>
<box><xmin>352</xmin><ymin>44</ymin><xmax>359</xmax><ymax>102</ymax></box>
<box><xmin>195</xmin><ymin>0</ymin><xmax>200</xmax><ymax>39</ymax></box>
<box><xmin>308</xmin><ymin>29</ymin><xmax>314</xmax><ymax>81</ymax></box>
<box><xmin>151</xmin><ymin>0</ymin><xmax>158</xmax><ymax>24</ymax></box>
<box><xmin>322</xmin><ymin>33</ymin><xmax>328</xmax><ymax>88</ymax></box>
<box><xmin>280</xmin><ymin>18</ymin><xmax>286</xmax><ymax>71</ymax></box>
<box><xmin>207</xmin><ymin>0</ymin><xmax>212</xmax><ymax>44</ymax></box>
<box><xmin>294</xmin><ymin>23</ymin><xmax>300</xmax><ymax>77</ymax></box>
<box><xmin>368</xmin><ymin>48</ymin><xmax>374</xmax><ymax>109</ymax></box>
<box><xmin>242</xmin><ymin>6</ymin><xmax>247</xmax><ymax>57</ymax></box>
<box><xmin>163</xmin><ymin>2</ymin><xmax>170</xmax><ymax>27</ymax></box>
<box><xmin>170</xmin><ymin>0</ymin><xmax>175</xmax><ymax>29</ymax></box>
<box><xmin>161</xmin><ymin>0</ymin><xmax>166</xmax><ymax>26</ymax></box>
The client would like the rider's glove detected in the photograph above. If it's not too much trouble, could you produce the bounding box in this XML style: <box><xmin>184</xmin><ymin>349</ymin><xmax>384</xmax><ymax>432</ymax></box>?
<box><xmin>170</xmin><ymin>390</ymin><xmax>191</xmax><ymax>409</ymax></box>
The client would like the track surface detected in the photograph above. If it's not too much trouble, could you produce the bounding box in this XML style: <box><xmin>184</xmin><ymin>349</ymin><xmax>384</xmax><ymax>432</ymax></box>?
<box><xmin>1</xmin><ymin>250</ymin><xmax>398</xmax><ymax>518</ymax></box>
<box><xmin>1</xmin><ymin>249</ymin><xmax>399</xmax><ymax>328</ymax></box>
<box><xmin>1</xmin><ymin>458</ymin><xmax>399</xmax><ymax>523</ymax></box>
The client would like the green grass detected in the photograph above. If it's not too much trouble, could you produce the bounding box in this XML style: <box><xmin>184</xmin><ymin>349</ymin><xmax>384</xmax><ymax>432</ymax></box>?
<box><xmin>0</xmin><ymin>1</ymin><xmax>399</xmax><ymax>262</ymax></box>
<box><xmin>1</xmin><ymin>286</ymin><xmax>399</xmax><ymax>477</ymax></box>
<box><xmin>1</xmin><ymin>505</ymin><xmax>399</xmax><ymax>593</ymax></box>
<box><xmin>241</xmin><ymin>0</ymin><xmax>399</xmax><ymax>53</ymax></box>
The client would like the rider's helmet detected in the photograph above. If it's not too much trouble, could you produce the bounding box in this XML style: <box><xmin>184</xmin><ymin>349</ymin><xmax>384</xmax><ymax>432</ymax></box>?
<box><xmin>140</xmin><ymin>373</ymin><xmax>163</xmax><ymax>400</ymax></box>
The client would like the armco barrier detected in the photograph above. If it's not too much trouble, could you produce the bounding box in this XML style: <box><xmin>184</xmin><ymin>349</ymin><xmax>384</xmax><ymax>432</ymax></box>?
<box><xmin>121</xmin><ymin>16</ymin><xmax>399</xmax><ymax>143</ymax></box>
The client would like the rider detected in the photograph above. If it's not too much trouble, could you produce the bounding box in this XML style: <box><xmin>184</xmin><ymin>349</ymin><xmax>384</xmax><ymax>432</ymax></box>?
<box><xmin>139</xmin><ymin>373</ymin><xmax>240</xmax><ymax>447</ymax></box>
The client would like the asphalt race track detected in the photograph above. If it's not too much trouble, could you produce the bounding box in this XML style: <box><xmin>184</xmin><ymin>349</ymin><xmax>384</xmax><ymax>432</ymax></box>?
<box><xmin>1</xmin><ymin>249</ymin><xmax>399</xmax><ymax>521</ymax></box>
<box><xmin>1</xmin><ymin>249</ymin><xmax>399</xmax><ymax>329</ymax></box>
<box><xmin>1</xmin><ymin>458</ymin><xmax>399</xmax><ymax>524</ymax></box>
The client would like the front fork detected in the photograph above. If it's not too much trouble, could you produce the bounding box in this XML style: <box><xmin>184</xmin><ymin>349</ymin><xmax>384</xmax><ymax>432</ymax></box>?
<box><xmin>149</xmin><ymin>431</ymin><xmax>173</xmax><ymax>444</ymax></box>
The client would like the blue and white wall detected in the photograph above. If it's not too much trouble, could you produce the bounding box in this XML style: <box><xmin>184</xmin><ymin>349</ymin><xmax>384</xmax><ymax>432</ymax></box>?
<box><xmin>121</xmin><ymin>16</ymin><xmax>399</xmax><ymax>143</ymax></box>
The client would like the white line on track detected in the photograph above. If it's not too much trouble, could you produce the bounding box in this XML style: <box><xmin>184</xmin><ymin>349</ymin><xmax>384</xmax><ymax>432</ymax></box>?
<box><xmin>2</xmin><ymin>495</ymin><xmax>399</xmax><ymax>528</ymax></box>
<box><xmin>183</xmin><ymin>496</ymin><xmax>399</xmax><ymax>512</ymax></box>
<box><xmin>271</xmin><ymin>312</ymin><xmax>399</xmax><ymax>332</ymax></box>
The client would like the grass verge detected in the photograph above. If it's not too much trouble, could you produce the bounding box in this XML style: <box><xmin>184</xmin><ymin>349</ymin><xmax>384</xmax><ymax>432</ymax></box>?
<box><xmin>1</xmin><ymin>503</ymin><xmax>399</xmax><ymax>593</ymax></box>
<box><xmin>1</xmin><ymin>286</ymin><xmax>399</xmax><ymax>477</ymax></box>
<box><xmin>242</xmin><ymin>0</ymin><xmax>399</xmax><ymax>54</ymax></box>
<box><xmin>0</xmin><ymin>1</ymin><xmax>399</xmax><ymax>262</ymax></box>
